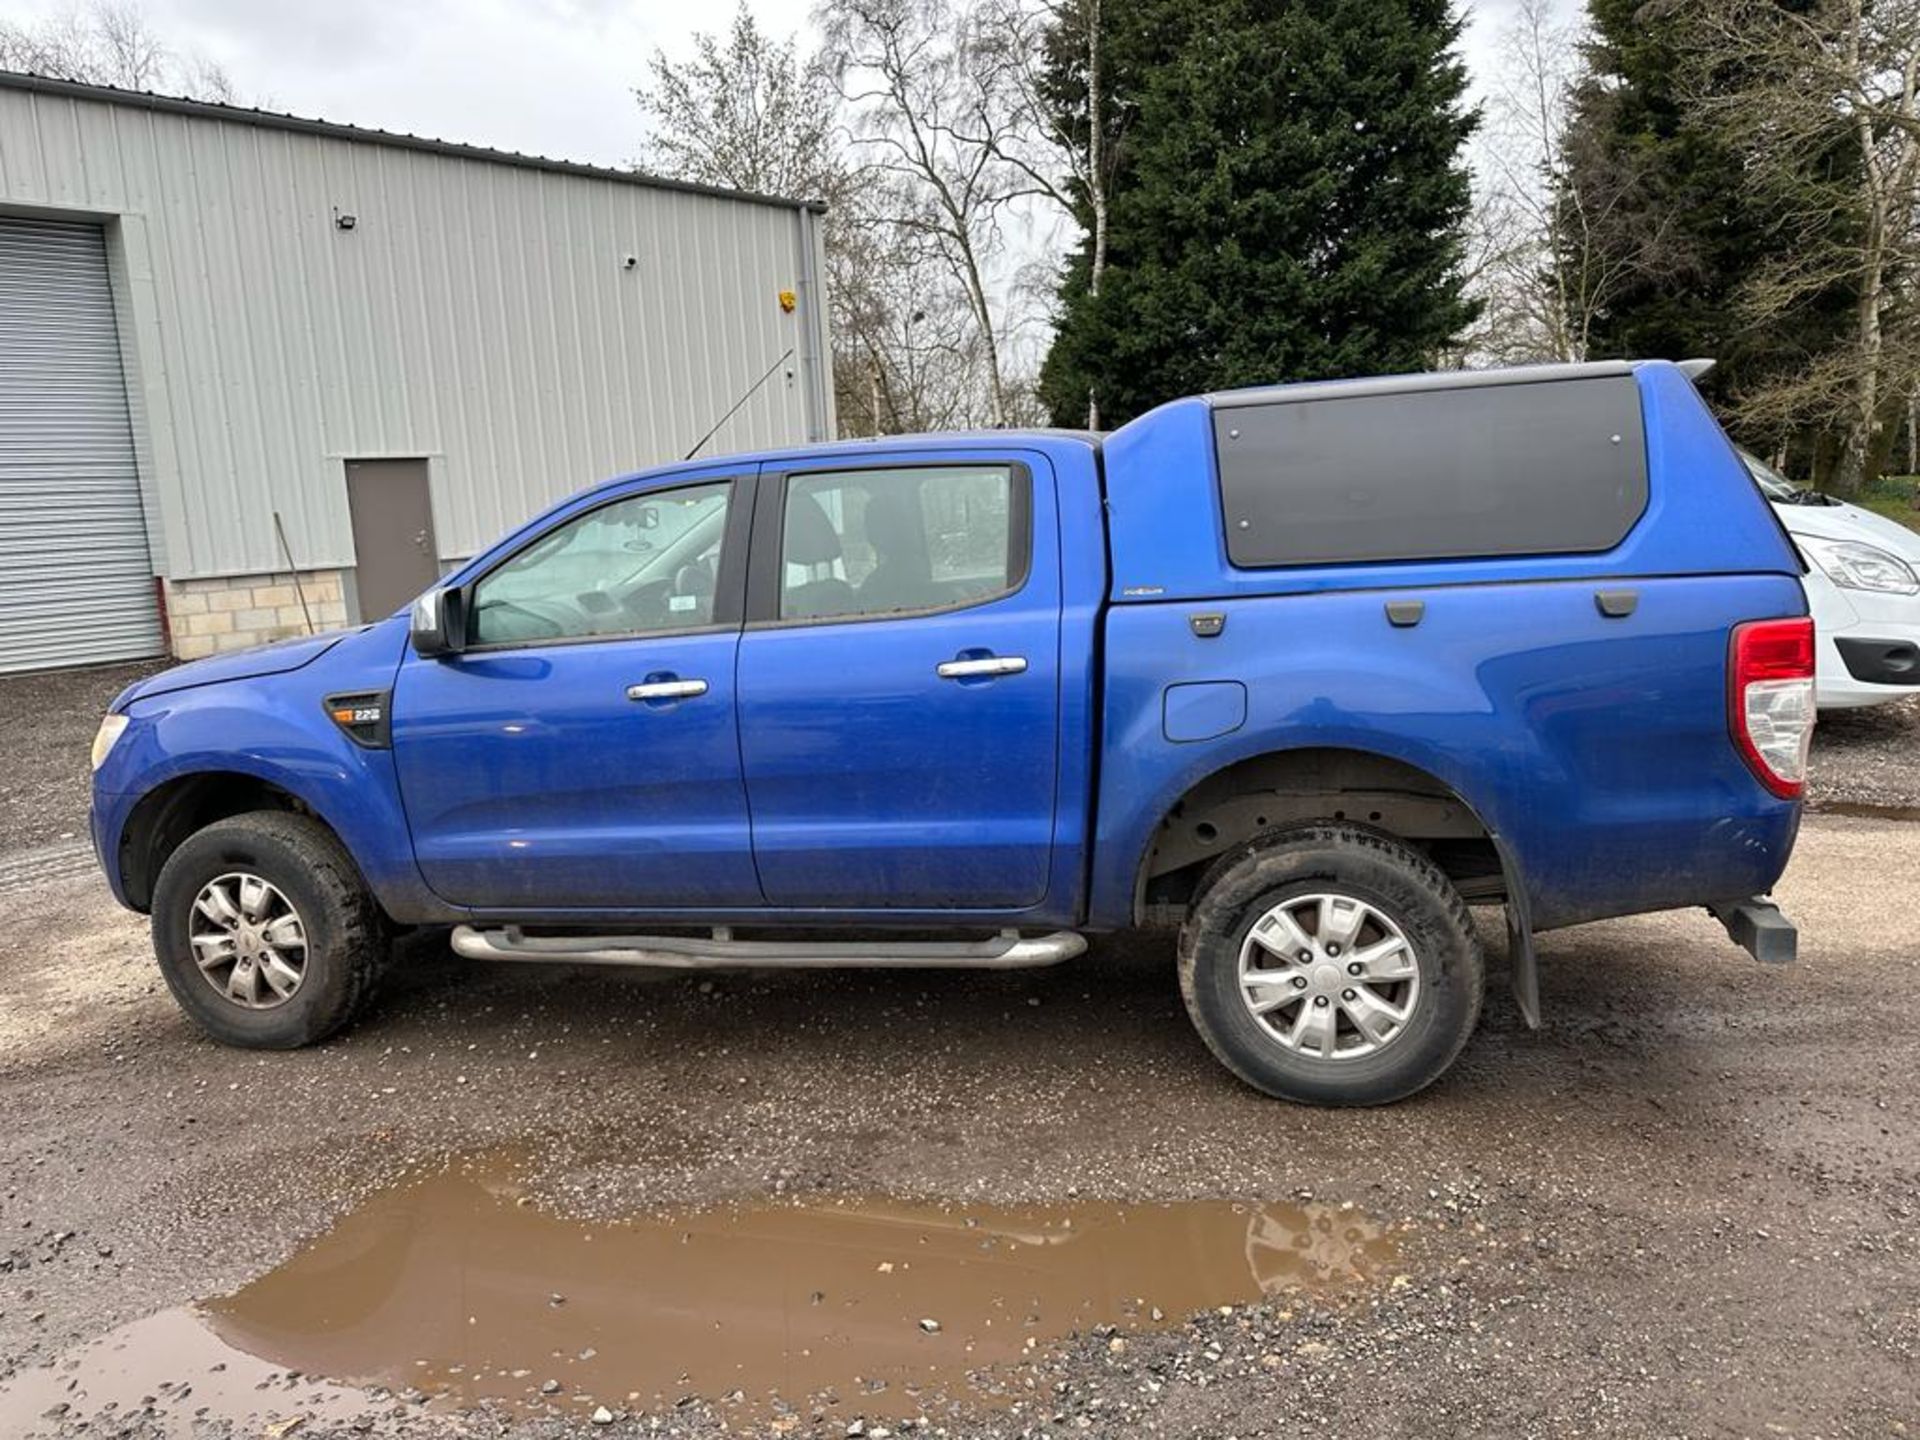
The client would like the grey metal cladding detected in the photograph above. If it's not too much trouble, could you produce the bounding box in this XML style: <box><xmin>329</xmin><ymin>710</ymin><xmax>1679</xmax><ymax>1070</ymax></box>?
<box><xmin>1212</xmin><ymin>374</ymin><xmax>1650</xmax><ymax>569</ymax></box>
<box><xmin>0</xmin><ymin>70</ymin><xmax>826</xmax><ymax>214</ymax></box>
<box><xmin>0</xmin><ymin>79</ymin><xmax>835</xmax><ymax>582</ymax></box>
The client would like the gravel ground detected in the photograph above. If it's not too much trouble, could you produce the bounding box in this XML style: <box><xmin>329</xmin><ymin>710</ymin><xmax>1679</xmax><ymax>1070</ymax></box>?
<box><xmin>0</xmin><ymin>814</ymin><xmax>1915</xmax><ymax>1438</ymax></box>
<box><xmin>0</xmin><ymin>661</ymin><xmax>165</xmax><ymax>852</ymax></box>
<box><xmin>0</xmin><ymin>662</ymin><xmax>1915</xmax><ymax>1437</ymax></box>
<box><xmin>1809</xmin><ymin>697</ymin><xmax>1920</xmax><ymax>810</ymax></box>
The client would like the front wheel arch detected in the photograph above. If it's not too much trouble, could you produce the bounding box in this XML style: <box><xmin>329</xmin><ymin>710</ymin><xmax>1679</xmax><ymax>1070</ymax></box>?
<box><xmin>118</xmin><ymin>771</ymin><xmax>367</xmax><ymax>915</ymax></box>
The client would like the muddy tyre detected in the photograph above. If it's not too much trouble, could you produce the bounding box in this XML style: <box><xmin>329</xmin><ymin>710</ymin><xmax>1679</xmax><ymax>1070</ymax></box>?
<box><xmin>1178</xmin><ymin>823</ymin><xmax>1484</xmax><ymax>1106</ymax></box>
<box><xmin>151</xmin><ymin>811</ymin><xmax>387</xmax><ymax>1049</ymax></box>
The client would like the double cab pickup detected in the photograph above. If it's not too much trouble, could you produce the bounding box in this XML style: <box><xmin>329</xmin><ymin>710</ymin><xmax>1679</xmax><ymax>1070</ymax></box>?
<box><xmin>91</xmin><ymin>360</ymin><xmax>1812</xmax><ymax>1105</ymax></box>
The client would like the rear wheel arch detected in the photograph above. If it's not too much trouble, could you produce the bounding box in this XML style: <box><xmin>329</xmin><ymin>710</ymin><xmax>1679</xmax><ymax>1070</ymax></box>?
<box><xmin>1132</xmin><ymin>746</ymin><xmax>1511</xmax><ymax>925</ymax></box>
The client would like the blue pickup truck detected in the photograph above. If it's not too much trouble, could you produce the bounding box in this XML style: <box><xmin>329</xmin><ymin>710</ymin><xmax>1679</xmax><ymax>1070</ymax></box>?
<box><xmin>89</xmin><ymin>360</ymin><xmax>1813</xmax><ymax>1105</ymax></box>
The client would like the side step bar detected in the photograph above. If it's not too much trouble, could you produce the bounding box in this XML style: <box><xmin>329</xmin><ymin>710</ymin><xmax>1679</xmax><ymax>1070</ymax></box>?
<box><xmin>451</xmin><ymin>925</ymin><xmax>1088</xmax><ymax>971</ymax></box>
<box><xmin>1708</xmin><ymin>898</ymin><xmax>1797</xmax><ymax>965</ymax></box>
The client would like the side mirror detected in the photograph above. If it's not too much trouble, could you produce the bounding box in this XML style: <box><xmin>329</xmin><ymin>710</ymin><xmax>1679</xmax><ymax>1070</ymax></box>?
<box><xmin>410</xmin><ymin>586</ymin><xmax>466</xmax><ymax>658</ymax></box>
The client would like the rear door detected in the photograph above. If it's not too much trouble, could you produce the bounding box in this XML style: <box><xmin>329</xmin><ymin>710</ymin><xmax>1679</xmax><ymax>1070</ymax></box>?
<box><xmin>735</xmin><ymin>453</ymin><xmax>1062</xmax><ymax>909</ymax></box>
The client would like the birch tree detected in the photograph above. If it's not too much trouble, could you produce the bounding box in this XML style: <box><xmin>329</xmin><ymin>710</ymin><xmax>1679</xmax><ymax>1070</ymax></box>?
<box><xmin>818</xmin><ymin>0</ymin><xmax>1029</xmax><ymax>426</ymax></box>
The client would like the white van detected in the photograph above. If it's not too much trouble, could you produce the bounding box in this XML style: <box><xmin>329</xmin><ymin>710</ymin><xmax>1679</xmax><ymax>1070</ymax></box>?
<box><xmin>1742</xmin><ymin>449</ymin><xmax>1920</xmax><ymax>708</ymax></box>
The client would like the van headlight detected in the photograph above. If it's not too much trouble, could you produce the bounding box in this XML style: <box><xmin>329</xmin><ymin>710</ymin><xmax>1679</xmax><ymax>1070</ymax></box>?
<box><xmin>90</xmin><ymin>714</ymin><xmax>129</xmax><ymax>772</ymax></box>
<box><xmin>1800</xmin><ymin>537</ymin><xmax>1920</xmax><ymax>594</ymax></box>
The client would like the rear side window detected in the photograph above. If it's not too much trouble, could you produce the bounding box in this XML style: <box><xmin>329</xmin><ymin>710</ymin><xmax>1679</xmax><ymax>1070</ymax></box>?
<box><xmin>1213</xmin><ymin>376</ymin><xmax>1648</xmax><ymax>568</ymax></box>
<box><xmin>777</xmin><ymin>465</ymin><xmax>1024</xmax><ymax>622</ymax></box>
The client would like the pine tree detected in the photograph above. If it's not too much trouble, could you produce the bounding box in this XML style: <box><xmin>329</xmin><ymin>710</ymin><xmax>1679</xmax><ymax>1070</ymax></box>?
<box><xmin>1038</xmin><ymin>0</ymin><xmax>1479</xmax><ymax>429</ymax></box>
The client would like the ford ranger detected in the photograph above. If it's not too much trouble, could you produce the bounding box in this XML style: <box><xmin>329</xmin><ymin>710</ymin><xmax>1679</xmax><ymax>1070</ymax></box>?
<box><xmin>89</xmin><ymin>360</ymin><xmax>1812</xmax><ymax>1106</ymax></box>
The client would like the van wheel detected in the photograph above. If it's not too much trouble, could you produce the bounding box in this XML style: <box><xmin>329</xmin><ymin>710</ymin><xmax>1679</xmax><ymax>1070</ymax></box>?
<box><xmin>1177</xmin><ymin>823</ymin><xmax>1484</xmax><ymax>1106</ymax></box>
<box><xmin>150</xmin><ymin>811</ymin><xmax>388</xmax><ymax>1049</ymax></box>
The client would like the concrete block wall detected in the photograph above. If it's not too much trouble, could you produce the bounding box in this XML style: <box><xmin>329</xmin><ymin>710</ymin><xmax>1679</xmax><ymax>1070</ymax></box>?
<box><xmin>164</xmin><ymin>570</ymin><xmax>351</xmax><ymax>658</ymax></box>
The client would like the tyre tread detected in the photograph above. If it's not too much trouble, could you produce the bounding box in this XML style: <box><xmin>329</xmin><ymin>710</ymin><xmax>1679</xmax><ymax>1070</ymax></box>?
<box><xmin>150</xmin><ymin>810</ymin><xmax>387</xmax><ymax>1049</ymax></box>
<box><xmin>1176</xmin><ymin>822</ymin><xmax>1483</xmax><ymax>1105</ymax></box>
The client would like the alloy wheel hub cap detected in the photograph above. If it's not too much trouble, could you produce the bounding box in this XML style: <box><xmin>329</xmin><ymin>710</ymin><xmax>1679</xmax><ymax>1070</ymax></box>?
<box><xmin>187</xmin><ymin>872</ymin><xmax>309</xmax><ymax>1011</ymax></box>
<box><xmin>1235</xmin><ymin>892</ymin><xmax>1421</xmax><ymax>1062</ymax></box>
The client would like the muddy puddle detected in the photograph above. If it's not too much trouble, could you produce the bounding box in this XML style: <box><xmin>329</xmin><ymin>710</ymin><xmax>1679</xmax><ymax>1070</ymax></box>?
<box><xmin>0</xmin><ymin>1159</ymin><xmax>1397</xmax><ymax>1431</ymax></box>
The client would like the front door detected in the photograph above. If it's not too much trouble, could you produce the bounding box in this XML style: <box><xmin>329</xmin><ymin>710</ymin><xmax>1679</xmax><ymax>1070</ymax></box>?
<box><xmin>735</xmin><ymin>455</ymin><xmax>1062</xmax><ymax>909</ymax></box>
<box><xmin>392</xmin><ymin>472</ymin><xmax>761</xmax><ymax>910</ymax></box>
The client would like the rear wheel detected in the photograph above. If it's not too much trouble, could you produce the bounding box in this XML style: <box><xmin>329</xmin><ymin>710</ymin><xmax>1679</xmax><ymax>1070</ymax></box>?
<box><xmin>151</xmin><ymin>811</ymin><xmax>388</xmax><ymax>1048</ymax></box>
<box><xmin>1177</xmin><ymin>823</ymin><xmax>1484</xmax><ymax>1105</ymax></box>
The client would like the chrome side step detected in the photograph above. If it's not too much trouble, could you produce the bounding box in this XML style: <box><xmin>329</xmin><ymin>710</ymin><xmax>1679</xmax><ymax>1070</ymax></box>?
<box><xmin>450</xmin><ymin>925</ymin><xmax>1088</xmax><ymax>971</ymax></box>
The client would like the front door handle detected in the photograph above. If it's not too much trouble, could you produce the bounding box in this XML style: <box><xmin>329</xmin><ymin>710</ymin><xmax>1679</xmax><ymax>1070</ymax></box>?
<box><xmin>936</xmin><ymin>655</ymin><xmax>1027</xmax><ymax>679</ymax></box>
<box><xmin>626</xmin><ymin>678</ymin><xmax>708</xmax><ymax>701</ymax></box>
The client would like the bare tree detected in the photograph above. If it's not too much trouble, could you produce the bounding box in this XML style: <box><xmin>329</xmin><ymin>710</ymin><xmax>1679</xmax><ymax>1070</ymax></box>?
<box><xmin>971</xmin><ymin>0</ymin><xmax>1114</xmax><ymax>421</ymax></box>
<box><xmin>635</xmin><ymin>7</ymin><xmax>845</xmax><ymax>205</ymax></box>
<box><xmin>1459</xmin><ymin>0</ymin><xmax>1673</xmax><ymax>368</ymax></box>
<box><xmin>1676</xmin><ymin>0</ymin><xmax>1920</xmax><ymax>493</ymax></box>
<box><xmin>636</xmin><ymin>2</ymin><xmax>1015</xmax><ymax>436</ymax></box>
<box><xmin>818</xmin><ymin>0</ymin><xmax>1032</xmax><ymax>426</ymax></box>
<box><xmin>0</xmin><ymin>1</ymin><xmax>236</xmax><ymax>101</ymax></box>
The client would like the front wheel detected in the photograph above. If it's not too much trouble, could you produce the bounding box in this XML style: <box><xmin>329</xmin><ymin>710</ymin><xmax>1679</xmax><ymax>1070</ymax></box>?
<box><xmin>150</xmin><ymin>811</ymin><xmax>388</xmax><ymax>1048</ymax></box>
<box><xmin>1177</xmin><ymin>823</ymin><xmax>1484</xmax><ymax>1106</ymax></box>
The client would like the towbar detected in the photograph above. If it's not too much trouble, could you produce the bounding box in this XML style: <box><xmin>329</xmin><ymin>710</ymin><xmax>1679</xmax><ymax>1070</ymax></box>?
<box><xmin>1708</xmin><ymin>899</ymin><xmax>1797</xmax><ymax>965</ymax></box>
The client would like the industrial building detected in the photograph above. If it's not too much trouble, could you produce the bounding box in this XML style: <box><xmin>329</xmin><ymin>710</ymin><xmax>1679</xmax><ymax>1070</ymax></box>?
<box><xmin>0</xmin><ymin>71</ymin><xmax>833</xmax><ymax>671</ymax></box>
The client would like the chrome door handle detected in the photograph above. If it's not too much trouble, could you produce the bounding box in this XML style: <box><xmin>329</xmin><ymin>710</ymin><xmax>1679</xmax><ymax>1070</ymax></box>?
<box><xmin>626</xmin><ymin>679</ymin><xmax>708</xmax><ymax>701</ymax></box>
<box><xmin>936</xmin><ymin>656</ymin><xmax>1027</xmax><ymax>679</ymax></box>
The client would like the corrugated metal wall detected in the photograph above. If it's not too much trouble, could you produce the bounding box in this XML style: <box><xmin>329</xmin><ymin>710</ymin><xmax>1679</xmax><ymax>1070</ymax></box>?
<box><xmin>0</xmin><ymin>80</ymin><xmax>833</xmax><ymax>581</ymax></box>
<box><xmin>0</xmin><ymin>216</ymin><xmax>164</xmax><ymax>671</ymax></box>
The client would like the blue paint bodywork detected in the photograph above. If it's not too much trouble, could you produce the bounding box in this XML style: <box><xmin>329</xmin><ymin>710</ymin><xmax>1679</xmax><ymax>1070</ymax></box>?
<box><xmin>94</xmin><ymin>361</ymin><xmax>1805</xmax><ymax>940</ymax></box>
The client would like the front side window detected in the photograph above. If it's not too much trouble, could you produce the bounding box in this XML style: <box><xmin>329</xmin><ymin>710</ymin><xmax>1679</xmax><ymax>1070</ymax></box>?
<box><xmin>467</xmin><ymin>480</ymin><xmax>731</xmax><ymax>647</ymax></box>
<box><xmin>779</xmin><ymin>465</ymin><xmax>1021</xmax><ymax>622</ymax></box>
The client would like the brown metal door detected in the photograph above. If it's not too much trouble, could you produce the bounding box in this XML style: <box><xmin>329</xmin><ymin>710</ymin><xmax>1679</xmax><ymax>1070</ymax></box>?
<box><xmin>344</xmin><ymin>459</ymin><xmax>439</xmax><ymax>620</ymax></box>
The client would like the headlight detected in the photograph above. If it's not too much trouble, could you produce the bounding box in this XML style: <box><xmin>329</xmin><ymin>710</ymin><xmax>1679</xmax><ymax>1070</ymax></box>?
<box><xmin>1800</xmin><ymin>537</ymin><xmax>1920</xmax><ymax>594</ymax></box>
<box><xmin>90</xmin><ymin>714</ymin><xmax>129</xmax><ymax>772</ymax></box>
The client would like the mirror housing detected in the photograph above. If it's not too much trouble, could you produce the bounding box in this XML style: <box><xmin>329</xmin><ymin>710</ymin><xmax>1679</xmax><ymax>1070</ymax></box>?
<box><xmin>410</xmin><ymin>586</ymin><xmax>466</xmax><ymax>658</ymax></box>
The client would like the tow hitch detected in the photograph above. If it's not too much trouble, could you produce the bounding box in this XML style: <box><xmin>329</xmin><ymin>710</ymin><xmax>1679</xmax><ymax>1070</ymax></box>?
<box><xmin>1709</xmin><ymin>898</ymin><xmax>1797</xmax><ymax>965</ymax></box>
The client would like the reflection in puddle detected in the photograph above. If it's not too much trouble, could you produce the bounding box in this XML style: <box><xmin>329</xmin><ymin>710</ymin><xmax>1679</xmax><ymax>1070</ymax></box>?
<box><xmin>0</xmin><ymin>1160</ymin><xmax>1396</xmax><ymax>1430</ymax></box>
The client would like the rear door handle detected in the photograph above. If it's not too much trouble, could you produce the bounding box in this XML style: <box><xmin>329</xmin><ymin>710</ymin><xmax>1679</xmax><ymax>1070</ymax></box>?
<box><xmin>626</xmin><ymin>678</ymin><xmax>708</xmax><ymax>701</ymax></box>
<box><xmin>937</xmin><ymin>656</ymin><xmax>1027</xmax><ymax>679</ymax></box>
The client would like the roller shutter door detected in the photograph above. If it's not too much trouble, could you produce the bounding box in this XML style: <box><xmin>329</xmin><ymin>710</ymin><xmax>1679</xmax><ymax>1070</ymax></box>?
<box><xmin>0</xmin><ymin>216</ymin><xmax>163</xmax><ymax>673</ymax></box>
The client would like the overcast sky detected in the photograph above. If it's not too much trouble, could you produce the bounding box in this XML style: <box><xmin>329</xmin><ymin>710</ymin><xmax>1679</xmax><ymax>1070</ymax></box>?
<box><xmin>11</xmin><ymin>0</ymin><xmax>1571</xmax><ymax>175</ymax></box>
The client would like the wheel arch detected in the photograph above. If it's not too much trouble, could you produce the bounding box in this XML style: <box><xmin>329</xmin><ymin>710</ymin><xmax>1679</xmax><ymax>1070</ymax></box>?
<box><xmin>116</xmin><ymin>768</ymin><xmax>363</xmax><ymax>914</ymax></box>
<box><xmin>1128</xmin><ymin>745</ymin><xmax>1511</xmax><ymax>918</ymax></box>
<box><xmin>1122</xmin><ymin>742</ymin><xmax>1539</xmax><ymax>1026</ymax></box>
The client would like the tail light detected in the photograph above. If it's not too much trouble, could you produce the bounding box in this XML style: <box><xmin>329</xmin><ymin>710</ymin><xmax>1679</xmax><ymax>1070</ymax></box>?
<box><xmin>1729</xmin><ymin>618</ymin><xmax>1815</xmax><ymax>798</ymax></box>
